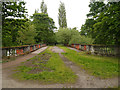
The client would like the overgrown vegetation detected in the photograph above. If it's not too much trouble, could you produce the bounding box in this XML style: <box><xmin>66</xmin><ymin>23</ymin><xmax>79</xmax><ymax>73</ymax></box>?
<box><xmin>31</xmin><ymin>13</ymin><xmax>56</xmax><ymax>44</ymax></box>
<box><xmin>59</xmin><ymin>46</ymin><xmax>119</xmax><ymax>79</ymax></box>
<box><xmin>13</xmin><ymin>47</ymin><xmax>77</xmax><ymax>84</ymax></box>
<box><xmin>2</xmin><ymin>1</ymin><xmax>56</xmax><ymax>47</ymax></box>
<box><xmin>80</xmin><ymin>1</ymin><xmax>120</xmax><ymax>45</ymax></box>
<box><xmin>56</xmin><ymin>28</ymin><xmax>94</xmax><ymax>45</ymax></box>
<box><xmin>2</xmin><ymin>2</ymin><xmax>28</xmax><ymax>47</ymax></box>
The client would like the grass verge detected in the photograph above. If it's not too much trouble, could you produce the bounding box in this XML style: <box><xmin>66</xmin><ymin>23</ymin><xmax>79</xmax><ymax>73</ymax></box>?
<box><xmin>13</xmin><ymin>46</ymin><xmax>77</xmax><ymax>84</ymax></box>
<box><xmin>59</xmin><ymin>46</ymin><xmax>119</xmax><ymax>79</ymax></box>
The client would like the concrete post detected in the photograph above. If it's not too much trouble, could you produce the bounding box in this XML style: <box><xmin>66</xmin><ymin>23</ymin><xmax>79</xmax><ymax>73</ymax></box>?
<box><xmin>15</xmin><ymin>49</ymin><xmax>17</xmax><ymax>56</ymax></box>
<box><xmin>79</xmin><ymin>45</ymin><xmax>81</xmax><ymax>50</ymax></box>
<box><xmin>86</xmin><ymin>45</ymin><xmax>89</xmax><ymax>51</ymax></box>
<box><xmin>7</xmin><ymin>50</ymin><xmax>10</xmax><ymax>56</ymax></box>
<box><xmin>91</xmin><ymin>45</ymin><xmax>95</xmax><ymax>54</ymax></box>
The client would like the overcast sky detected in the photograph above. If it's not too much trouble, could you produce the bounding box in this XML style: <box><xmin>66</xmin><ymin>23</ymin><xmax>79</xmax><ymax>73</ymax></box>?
<box><xmin>24</xmin><ymin>0</ymin><xmax>90</xmax><ymax>30</ymax></box>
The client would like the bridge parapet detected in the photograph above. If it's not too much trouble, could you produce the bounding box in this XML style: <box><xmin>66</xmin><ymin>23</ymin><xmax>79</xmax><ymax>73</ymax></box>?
<box><xmin>1</xmin><ymin>44</ymin><xmax>46</xmax><ymax>58</ymax></box>
<box><xmin>69</xmin><ymin>44</ymin><xmax>120</xmax><ymax>57</ymax></box>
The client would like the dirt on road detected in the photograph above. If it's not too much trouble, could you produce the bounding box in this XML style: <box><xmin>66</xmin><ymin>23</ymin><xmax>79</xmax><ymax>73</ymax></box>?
<box><xmin>2</xmin><ymin>46</ymin><xmax>118</xmax><ymax>88</ymax></box>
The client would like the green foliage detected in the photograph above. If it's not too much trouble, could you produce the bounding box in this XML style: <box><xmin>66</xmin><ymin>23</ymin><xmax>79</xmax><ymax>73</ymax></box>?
<box><xmin>2</xmin><ymin>1</ymin><xmax>28</xmax><ymax>47</ymax></box>
<box><xmin>69</xmin><ymin>35</ymin><xmax>94</xmax><ymax>45</ymax></box>
<box><xmin>2</xmin><ymin>2</ymin><xmax>27</xmax><ymax>21</ymax></box>
<box><xmin>80</xmin><ymin>1</ymin><xmax>120</xmax><ymax>45</ymax></box>
<box><xmin>2</xmin><ymin>19</ymin><xmax>28</xmax><ymax>47</ymax></box>
<box><xmin>2</xmin><ymin>1</ymin><xmax>56</xmax><ymax>47</ymax></box>
<box><xmin>17</xmin><ymin>21</ymin><xmax>37</xmax><ymax>45</ymax></box>
<box><xmin>58</xmin><ymin>2</ymin><xmax>67</xmax><ymax>28</ymax></box>
<box><xmin>13</xmin><ymin>47</ymin><xmax>77</xmax><ymax>83</ymax></box>
<box><xmin>40</xmin><ymin>0</ymin><xmax>47</xmax><ymax>14</ymax></box>
<box><xmin>60</xmin><ymin>46</ymin><xmax>119</xmax><ymax>78</ymax></box>
<box><xmin>56</xmin><ymin>28</ymin><xmax>94</xmax><ymax>45</ymax></box>
<box><xmin>32</xmin><ymin>13</ymin><xmax>56</xmax><ymax>44</ymax></box>
<box><xmin>56</xmin><ymin>28</ymin><xmax>71</xmax><ymax>44</ymax></box>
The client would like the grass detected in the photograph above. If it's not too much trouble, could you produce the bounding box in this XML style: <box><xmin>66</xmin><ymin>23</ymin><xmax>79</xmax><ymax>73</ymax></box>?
<box><xmin>13</xmin><ymin>46</ymin><xmax>77</xmax><ymax>84</ymax></box>
<box><xmin>59</xmin><ymin>46</ymin><xmax>119</xmax><ymax>79</ymax></box>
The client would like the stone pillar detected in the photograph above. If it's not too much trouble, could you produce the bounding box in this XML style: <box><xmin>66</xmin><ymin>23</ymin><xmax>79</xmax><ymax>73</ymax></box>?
<box><xmin>81</xmin><ymin>45</ymin><xmax>84</xmax><ymax>50</ymax></box>
<box><xmin>86</xmin><ymin>45</ymin><xmax>89</xmax><ymax>51</ymax></box>
<box><xmin>91</xmin><ymin>45</ymin><xmax>95</xmax><ymax>54</ymax></box>
<box><xmin>7</xmin><ymin>49</ymin><xmax>10</xmax><ymax>56</ymax></box>
<box><xmin>15</xmin><ymin>49</ymin><xmax>17</xmax><ymax>56</ymax></box>
<box><xmin>28</xmin><ymin>46</ymin><xmax>30</xmax><ymax>52</ymax></box>
<box><xmin>79</xmin><ymin>45</ymin><xmax>81</xmax><ymax>50</ymax></box>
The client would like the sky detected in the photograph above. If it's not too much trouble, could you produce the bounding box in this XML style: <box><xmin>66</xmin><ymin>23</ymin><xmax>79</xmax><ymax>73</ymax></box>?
<box><xmin>24</xmin><ymin>0</ymin><xmax>90</xmax><ymax>30</ymax></box>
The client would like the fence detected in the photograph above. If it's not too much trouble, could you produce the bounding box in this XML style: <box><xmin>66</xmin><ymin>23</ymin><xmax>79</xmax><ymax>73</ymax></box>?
<box><xmin>1</xmin><ymin>44</ymin><xmax>46</xmax><ymax>58</ymax></box>
<box><xmin>69</xmin><ymin>44</ymin><xmax>120</xmax><ymax>57</ymax></box>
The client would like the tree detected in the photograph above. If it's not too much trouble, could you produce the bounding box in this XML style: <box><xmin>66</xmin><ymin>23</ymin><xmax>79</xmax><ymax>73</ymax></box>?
<box><xmin>56</xmin><ymin>28</ymin><xmax>71</xmax><ymax>44</ymax></box>
<box><xmin>3</xmin><ymin>19</ymin><xmax>28</xmax><ymax>46</ymax></box>
<box><xmin>80</xmin><ymin>0</ymin><xmax>120</xmax><ymax>45</ymax></box>
<box><xmin>80</xmin><ymin>19</ymin><xmax>96</xmax><ymax>37</ymax></box>
<box><xmin>2</xmin><ymin>1</ymin><xmax>28</xmax><ymax>47</ymax></box>
<box><xmin>81</xmin><ymin>1</ymin><xmax>105</xmax><ymax>37</ymax></box>
<box><xmin>34</xmin><ymin>9</ymin><xmax>39</xmax><ymax>13</ymax></box>
<box><xmin>40</xmin><ymin>0</ymin><xmax>47</xmax><ymax>14</ymax></box>
<box><xmin>17</xmin><ymin>21</ymin><xmax>36</xmax><ymax>45</ymax></box>
<box><xmin>58</xmin><ymin>1</ymin><xmax>67</xmax><ymax>28</ymax></box>
<box><xmin>93</xmin><ymin>2</ymin><xmax>120</xmax><ymax>45</ymax></box>
<box><xmin>56</xmin><ymin>28</ymin><xmax>94</xmax><ymax>45</ymax></box>
<box><xmin>32</xmin><ymin>13</ymin><xmax>56</xmax><ymax>44</ymax></box>
<box><xmin>2</xmin><ymin>2</ymin><xmax>27</xmax><ymax>23</ymax></box>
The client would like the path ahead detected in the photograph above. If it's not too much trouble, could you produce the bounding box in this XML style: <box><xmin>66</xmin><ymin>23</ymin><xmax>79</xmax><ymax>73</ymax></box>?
<box><xmin>2</xmin><ymin>46</ymin><xmax>118</xmax><ymax>88</ymax></box>
<box><xmin>52</xmin><ymin>46</ymin><xmax>118</xmax><ymax>88</ymax></box>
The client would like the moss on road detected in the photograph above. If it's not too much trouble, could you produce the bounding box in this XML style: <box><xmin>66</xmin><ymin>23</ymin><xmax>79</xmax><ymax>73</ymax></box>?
<box><xmin>59</xmin><ymin>46</ymin><xmax>119</xmax><ymax>79</ymax></box>
<box><xmin>13</xmin><ymin>46</ymin><xmax>77</xmax><ymax>84</ymax></box>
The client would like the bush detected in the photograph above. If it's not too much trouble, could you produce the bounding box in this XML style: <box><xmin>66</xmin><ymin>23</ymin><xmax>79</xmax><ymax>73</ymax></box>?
<box><xmin>55</xmin><ymin>28</ymin><xmax>94</xmax><ymax>45</ymax></box>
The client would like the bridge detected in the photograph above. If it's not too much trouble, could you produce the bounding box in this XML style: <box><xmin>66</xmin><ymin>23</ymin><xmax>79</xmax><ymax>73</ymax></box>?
<box><xmin>0</xmin><ymin>44</ymin><xmax>119</xmax><ymax>88</ymax></box>
<box><xmin>1</xmin><ymin>44</ymin><xmax>120</xmax><ymax>59</ymax></box>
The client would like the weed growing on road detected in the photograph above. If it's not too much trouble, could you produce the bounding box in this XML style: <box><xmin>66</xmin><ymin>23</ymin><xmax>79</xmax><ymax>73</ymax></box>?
<box><xmin>13</xmin><ymin>46</ymin><xmax>77</xmax><ymax>84</ymax></box>
<box><xmin>59</xmin><ymin>46</ymin><xmax>119</xmax><ymax>79</ymax></box>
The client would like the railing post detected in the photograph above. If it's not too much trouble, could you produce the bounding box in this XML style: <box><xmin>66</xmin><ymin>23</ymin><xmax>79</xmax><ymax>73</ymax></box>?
<box><xmin>79</xmin><ymin>44</ymin><xmax>81</xmax><ymax>50</ymax></box>
<box><xmin>7</xmin><ymin>49</ymin><xmax>10</xmax><ymax>56</ymax></box>
<box><xmin>15</xmin><ymin>48</ymin><xmax>17</xmax><ymax>56</ymax></box>
<box><xmin>91</xmin><ymin>45</ymin><xmax>95</xmax><ymax>54</ymax></box>
<box><xmin>81</xmin><ymin>45</ymin><xmax>84</xmax><ymax>50</ymax></box>
<box><xmin>86</xmin><ymin>45</ymin><xmax>89</xmax><ymax>51</ymax></box>
<box><xmin>28</xmin><ymin>46</ymin><xmax>30</xmax><ymax>52</ymax></box>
